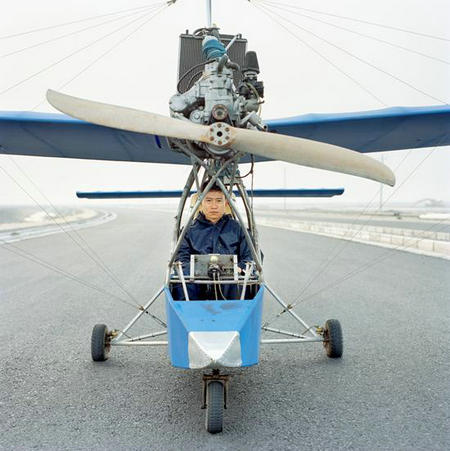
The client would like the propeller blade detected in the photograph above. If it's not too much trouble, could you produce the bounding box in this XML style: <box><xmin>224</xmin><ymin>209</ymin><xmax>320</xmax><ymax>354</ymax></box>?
<box><xmin>46</xmin><ymin>89</ymin><xmax>209</xmax><ymax>142</ymax></box>
<box><xmin>47</xmin><ymin>89</ymin><xmax>395</xmax><ymax>186</ymax></box>
<box><xmin>228</xmin><ymin>127</ymin><xmax>396</xmax><ymax>186</ymax></box>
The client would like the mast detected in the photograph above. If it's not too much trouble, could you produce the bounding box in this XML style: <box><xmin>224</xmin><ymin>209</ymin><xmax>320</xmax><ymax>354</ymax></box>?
<box><xmin>206</xmin><ymin>0</ymin><xmax>212</xmax><ymax>27</ymax></box>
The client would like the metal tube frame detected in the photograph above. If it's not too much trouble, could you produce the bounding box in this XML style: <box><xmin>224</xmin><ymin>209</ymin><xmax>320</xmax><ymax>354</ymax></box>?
<box><xmin>260</xmin><ymin>282</ymin><xmax>323</xmax><ymax>345</ymax></box>
<box><xmin>108</xmin><ymin>148</ymin><xmax>324</xmax><ymax>349</ymax></box>
<box><xmin>112</xmin><ymin>285</ymin><xmax>166</xmax><ymax>344</ymax></box>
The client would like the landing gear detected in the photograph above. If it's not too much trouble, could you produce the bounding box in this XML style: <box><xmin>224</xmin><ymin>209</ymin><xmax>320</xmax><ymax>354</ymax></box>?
<box><xmin>202</xmin><ymin>371</ymin><xmax>228</xmax><ymax>434</ymax></box>
<box><xmin>206</xmin><ymin>381</ymin><xmax>224</xmax><ymax>433</ymax></box>
<box><xmin>323</xmin><ymin>319</ymin><xmax>343</xmax><ymax>358</ymax></box>
<box><xmin>91</xmin><ymin>324</ymin><xmax>111</xmax><ymax>361</ymax></box>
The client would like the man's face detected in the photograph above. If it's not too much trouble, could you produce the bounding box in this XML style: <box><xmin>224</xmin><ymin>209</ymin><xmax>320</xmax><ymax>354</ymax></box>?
<box><xmin>202</xmin><ymin>190</ymin><xmax>227</xmax><ymax>223</ymax></box>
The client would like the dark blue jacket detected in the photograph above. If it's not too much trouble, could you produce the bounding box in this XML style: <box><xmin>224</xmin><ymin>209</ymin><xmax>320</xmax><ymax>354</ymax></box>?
<box><xmin>177</xmin><ymin>212</ymin><xmax>253</xmax><ymax>272</ymax></box>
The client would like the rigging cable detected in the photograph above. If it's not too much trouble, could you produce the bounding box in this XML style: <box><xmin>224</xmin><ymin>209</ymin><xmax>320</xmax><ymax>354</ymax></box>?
<box><xmin>250</xmin><ymin>1</ymin><xmax>386</xmax><ymax>106</ymax></box>
<box><xmin>257</xmin><ymin>0</ymin><xmax>449</xmax><ymax>66</ymax></box>
<box><xmin>290</xmin><ymin>149</ymin><xmax>416</xmax><ymax>305</ymax></box>
<box><xmin>259</xmin><ymin>0</ymin><xmax>450</xmax><ymax>43</ymax></box>
<box><xmin>0</xmin><ymin>157</ymin><xmax>141</xmax><ymax>307</ymax></box>
<box><xmin>1</xmin><ymin>4</ymin><xmax>163</xmax><ymax>58</ymax></box>
<box><xmin>29</xmin><ymin>3</ymin><xmax>170</xmax><ymax>111</ymax></box>
<box><xmin>253</xmin><ymin>1</ymin><xmax>449</xmax><ymax>104</ymax></box>
<box><xmin>263</xmin><ymin>144</ymin><xmax>445</xmax><ymax>327</ymax></box>
<box><xmin>0</xmin><ymin>2</ymin><xmax>174</xmax><ymax>327</ymax></box>
<box><xmin>0</xmin><ymin>5</ymin><xmax>166</xmax><ymax>98</ymax></box>
<box><xmin>0</xmin><ymin>238</ymin><xmax>135</xmax><ymax>309</ymax></box>
<box><xmin>263</xmin><ymin>218</ymin><xmax>449</xmax><ymax>327</ymax></box>
<box><xmin>0</xmin><ymin>2</ymin><xmax>165</xmax><ymax>40</ymax></box>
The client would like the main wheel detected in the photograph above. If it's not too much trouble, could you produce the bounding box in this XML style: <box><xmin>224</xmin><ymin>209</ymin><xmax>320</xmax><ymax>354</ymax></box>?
<box><xmin>323</xmin><ymin>319</ymin><xmax>343</xmax><ymax>358</ymax></box>
<box><xmin>91</xmin><ymin>324</ymin><xmax>111</xmax><ymax>362</ymax></box>
<box><xmin>205</xmin><ymin>381</ymin><xmax>224</xmax><ymax>434</ymax></box>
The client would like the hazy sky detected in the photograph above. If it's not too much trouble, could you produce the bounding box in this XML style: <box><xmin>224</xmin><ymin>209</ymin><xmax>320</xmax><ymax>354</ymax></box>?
<box><xmin>1</xmin><ymin>0</ymin><xmax>449</xmax><ymax>207</ymax></box>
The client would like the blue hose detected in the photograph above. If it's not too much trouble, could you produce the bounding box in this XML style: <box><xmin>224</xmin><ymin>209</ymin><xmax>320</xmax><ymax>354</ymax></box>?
<box><xmin>202</xmin><ymin>36</ymin><xmax>226</xmax><ymax>60</ymax></box>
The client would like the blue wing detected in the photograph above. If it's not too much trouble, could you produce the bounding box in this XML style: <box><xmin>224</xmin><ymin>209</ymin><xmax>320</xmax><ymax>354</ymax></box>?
<box><xmin>76</xmin><ymin>188</ymin><xmax>344</xmax><ymax>199</ymax></box>
<box><xmin>0</xmin><ymin>111</ymin><xmax>189</xmax><ymax>164</ymax></box>
<box><xmin>1</xmin><ymin>106</ymin><xmax>449</xmax><ymax>165</ymax></box>
<box><xmin>266</xmin><ymin>105</ymin><xmax>450</xmax><ymax>152</ymax></box>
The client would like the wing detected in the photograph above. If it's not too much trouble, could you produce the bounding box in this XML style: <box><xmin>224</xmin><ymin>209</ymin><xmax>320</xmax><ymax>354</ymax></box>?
<box><xmin>266</xmin><ymin>105</ymin><xmax>450</xmax><ymax>152</ymax></box>
<box><xmin>0</xmin><ymin>111</ymin><xmax>190</xmax><ymax>164</ymax></box>
<box><xmin>76</xmin><ymin>188</ymin><xmax>345</xmax><ymax>199</ymax></box>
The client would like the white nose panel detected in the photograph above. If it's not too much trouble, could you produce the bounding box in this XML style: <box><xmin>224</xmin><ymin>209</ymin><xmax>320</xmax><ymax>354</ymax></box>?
<box><xmin>188</xmin><ymin>331</ymin><xmax>242</xmax><ymax>369</ymax></box>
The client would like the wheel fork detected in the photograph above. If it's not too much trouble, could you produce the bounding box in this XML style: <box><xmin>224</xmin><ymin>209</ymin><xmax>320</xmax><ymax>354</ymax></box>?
<box><xmin>201</xmin><ymin>370</ymin><xmax>230</xmax><ymax>409</ymax></box>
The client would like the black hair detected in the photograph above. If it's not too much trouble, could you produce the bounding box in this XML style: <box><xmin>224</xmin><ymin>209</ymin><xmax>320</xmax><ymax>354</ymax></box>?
<box><xmin>200</xmin><ymin>180</ymin><xmax>224</xmax><ymax>193</ymax></box>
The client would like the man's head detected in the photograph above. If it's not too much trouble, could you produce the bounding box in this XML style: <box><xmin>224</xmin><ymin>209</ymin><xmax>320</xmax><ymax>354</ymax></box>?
<box><xmin>201</xmin><ymin>183</ymin><xmax>227</xmax><ymax>223</ymax></box>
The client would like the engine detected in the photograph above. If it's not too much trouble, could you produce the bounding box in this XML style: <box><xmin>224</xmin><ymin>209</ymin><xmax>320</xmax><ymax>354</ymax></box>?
<box><xmin>169</xmin><ymin>34</ymin><xmax>266</xmax><ymax>135</ymax></box>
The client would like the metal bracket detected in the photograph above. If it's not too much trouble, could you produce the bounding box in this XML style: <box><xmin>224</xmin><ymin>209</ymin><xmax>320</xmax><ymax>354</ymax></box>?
<box><xmin>201</xmin><ymin>371</ymin><xmax>230</xmax><ymax>409</ymax></box>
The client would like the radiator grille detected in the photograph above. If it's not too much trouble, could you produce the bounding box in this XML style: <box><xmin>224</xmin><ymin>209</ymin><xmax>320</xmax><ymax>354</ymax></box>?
<box><xmin>177</xmin><ymin>33</ymin><xmax>247</xmax><ymax>93</ymax></box>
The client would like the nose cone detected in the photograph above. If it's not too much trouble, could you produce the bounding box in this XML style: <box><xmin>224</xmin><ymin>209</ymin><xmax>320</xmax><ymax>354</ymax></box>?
<box><xmin>188</xmin><ymin>331</ymin><xmax>242</xmax><ymax>369</ymax></box>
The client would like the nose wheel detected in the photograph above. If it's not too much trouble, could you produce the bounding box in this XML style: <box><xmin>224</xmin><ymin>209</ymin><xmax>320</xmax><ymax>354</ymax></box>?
<box><xmin>202</xmin><ymin>371</ymin><xmax>229</xmax><ymax>434</ymax></box>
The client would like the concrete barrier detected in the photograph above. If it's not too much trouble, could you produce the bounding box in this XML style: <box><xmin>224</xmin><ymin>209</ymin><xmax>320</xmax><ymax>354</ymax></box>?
<box><xmin>256</xmin><ymin>216</ymin><xmax>450</xmax><ymax>260</ymax></box>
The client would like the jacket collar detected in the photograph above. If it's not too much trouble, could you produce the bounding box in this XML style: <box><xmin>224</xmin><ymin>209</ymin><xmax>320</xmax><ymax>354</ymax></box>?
<box><xmin>196</xmin><ymin>211</ymin><xmax>230</xmax><ymax>226</ymax></box>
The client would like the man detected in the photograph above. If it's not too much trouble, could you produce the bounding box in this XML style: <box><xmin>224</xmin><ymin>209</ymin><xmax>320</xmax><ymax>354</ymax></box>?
<box><xmin>175</xmin><ymin>182</ymin><xmax>253</xmax><ymax>300</ymax></box>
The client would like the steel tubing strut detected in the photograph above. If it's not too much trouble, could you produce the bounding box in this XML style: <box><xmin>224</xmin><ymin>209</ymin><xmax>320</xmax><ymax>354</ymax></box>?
<box><xmin>172</xmin><ymin>167</ymin><xmax>196</xmax><ymax>251</ymax></box>
<box><xmin>113</xmin><ymin>285</ymin><xmax>165</xmax><ymax>342</ymax></box>
<box><xmin>265</xmin><ymin>283</ymin><xmax>319</xmax><ymax>337</ymax></box>
<box><xmin>235</xmin><ymin>179</ymin><xmax>257</xmax><ymax>248</ymax></box>
<box><xmin>167</xmin><ymin>158</ymin><xmax>234</xmax><ymax>268</ymax></box>
<box><xmin>214</xmin><ymin>177</ymin><xmax>263</xmax><ymax>272</ymax></box>
<box><xmin>261</xmin><ymin>338</ymin><xmax>323</xmax><ymax>344</ymax></box>
<box><xmin>262</xmin><ymin>326</ymin><xmax>311</xmax><ymax>339</ymax></box>
<box><xmin>176</xmin><ymin>261</ymin><xmax>190</xmax><ymax>301</ymax></box>
<box><xmin>126</xmin><ymin>330</ymin><xmax>167</xmax><ymax>342</ymax></box>
<box><xmin>112</xmin><ymin>341</ymin><xmax>168</xmax><ymax>346</ymax></box>
<box><xmin>185</xmin><ymin>151</ymin><xmax>263</xmax><ymax>273</ymax></box>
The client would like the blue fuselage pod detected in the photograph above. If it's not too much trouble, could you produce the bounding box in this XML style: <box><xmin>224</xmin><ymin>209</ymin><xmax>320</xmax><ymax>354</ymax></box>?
<box><xmin>164</xmin><ymin>286</ymin><xmax>264</xmax><ymax>369</ymax></box>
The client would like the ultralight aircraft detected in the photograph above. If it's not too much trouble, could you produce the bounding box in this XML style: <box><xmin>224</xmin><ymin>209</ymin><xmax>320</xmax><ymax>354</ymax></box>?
<box><xmin>1</xmin><ymin>0</ymin><xmax>450</xmax><ymax>433</ymax></box>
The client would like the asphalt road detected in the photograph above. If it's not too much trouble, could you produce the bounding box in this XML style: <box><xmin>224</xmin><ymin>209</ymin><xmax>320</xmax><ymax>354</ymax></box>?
<box><xmin>1</xmin><ymin>207</ymin><xmax>449</xmax><ymax>450</ymax></box>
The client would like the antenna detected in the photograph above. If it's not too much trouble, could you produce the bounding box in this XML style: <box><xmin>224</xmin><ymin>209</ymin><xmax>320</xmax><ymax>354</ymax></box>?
<box><xmin>206</xmin><ymin>0</ymin><xmax>212</xmax><ymax>27</ymax></box>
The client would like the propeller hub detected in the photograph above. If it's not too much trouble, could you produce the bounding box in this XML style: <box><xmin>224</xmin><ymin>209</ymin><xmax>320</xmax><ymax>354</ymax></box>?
<box><xmin>207</xmin><ymin>122</ymin><xmax>232</xmax><ymax>148</ymax></box>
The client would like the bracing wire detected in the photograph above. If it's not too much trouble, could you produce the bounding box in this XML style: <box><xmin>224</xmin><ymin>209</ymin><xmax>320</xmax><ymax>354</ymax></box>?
<box><xmin>251</xmin><ymin>0</ymin><xmax>449</xmax><ymax>324</ymax></box>
<box><xmin>0</xmin><ymin>2</ymin><xmax>165</xmax><ymax>40</ymax></box>
<box><xmin>292</xmin><ymin>221</ymin><xmax>449</xmax><ymax>306</ymax></box>
<box><xmin>254</xmin><ymin>1</ymin><xmax>449</xmax><ymax>105</ymax></box>
<box><xmin>251</xmin><ymin>1</ymin><xmax>386</xmax><ymax>106</ymax></box>
<box><xmin>0</xmin><ymin>158</ymin><xmax>141</xmax><ymax>307</ymax></box>
<box><xmin>0</xmin><ymin>239</ymin><xmax>136</xmax><ymax>309</ymax></box>
<box><xmin>1</xmin><ymin>4</ymin><xmax>162</xmax><ymax>58</ymax></box>
<box><xmin>262</xmin><ymin>218</ymin><xmax>449</xmax><ymax>327</ymax></box>
<box><xmin>263</xmin><ymin>145</ymin><xmax>444</xmax><ymax>327</ymax></box>
<box><xmin>0</xmin><ymin>6</ymin><xmax>164</xmax><ymax>98</ymax></box>
<box><xmin>0</xmin><ymin>2</ymin><xmax>173</xmax><ymax>320</ymax></box>
<box><xmin>258</xmin><ymin>0</ymin><xmax>450</xmax><ymax>43</ymax></box>
<box><xmin>257</xmin><ymin>0</ymin><xmax>450</xmax><ymax>66</ymax></box>
<box><xmin>29</xmin><ymin>3</ymin><xmax>170</xmax><ymax>111</ymax></box>
<box><xmin>291</xmin><ymin>150</ymin><xmax>415</xmax><ymax>305</ymax></box>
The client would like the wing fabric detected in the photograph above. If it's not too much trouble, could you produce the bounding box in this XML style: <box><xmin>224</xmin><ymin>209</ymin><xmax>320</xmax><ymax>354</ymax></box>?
<box><xmin>76</xmin><ymin>188</ymin><xmax>345</xmax><ymax>199</ymax></box>
<box><xmin>1</xmin><ymin>105</ymin><xmax>449</xmax><ymax>166</ymax></box>
<box><xmin>266</xmin><ymin>105</ymin><xmax>450</xmax><ymax>153</ymax></box>
<box><xmin>0</xmin><ymin>111</ymin><xmax>189</xmax><ymax>164</ymax></box>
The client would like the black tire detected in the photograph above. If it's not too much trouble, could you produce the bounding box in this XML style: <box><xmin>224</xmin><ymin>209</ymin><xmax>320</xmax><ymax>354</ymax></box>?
<box><xmin>323</xmin><ymin>319</ymin><xmax>343</xmax><ymax>358</ymax></box>
<box><xmin>91</xmin><ymin>324</ymin><xmax>110</xmax><ymax>362</ymax></box>
<box><xmin>205</xmin><ymin>381</ymin><xmax>224</xmax><ymax>434</ymax></box>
